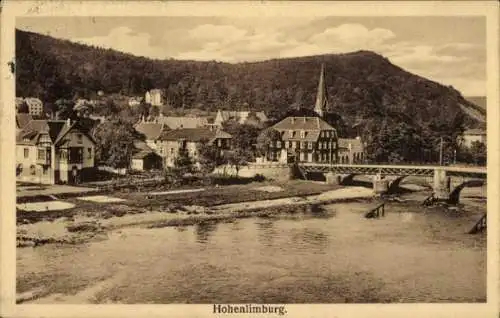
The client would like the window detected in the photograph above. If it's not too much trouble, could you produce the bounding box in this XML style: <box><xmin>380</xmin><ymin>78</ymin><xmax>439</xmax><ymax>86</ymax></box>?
<box><xmin>300</xmin><ymin>141</ymin><xmax>306</xmax><ymax>149</ymax></box>
<box><xmin>170</xmin><ymin>148</ymin><xmax>174</xmax><ymax>154</ymax></box>
<box><xmin>300</xmin><ymin>130</ymin><xmax>305</xmax><ymax>138</ymax></box>
<box><xmin>30</xmin><ymin>165</ymin><xmax>36</xmax><ymax>176</ymax></box>
<box><xmin>308</xmin><ymin>142</ymin><xmax>313</xmax><ymax>150</ymax></box>
<box><xmin>289</xmin><ymin>130</ymin><xmax>294</xmax><ymax>138</ymax></box>
<box><xmin>77</xmin><ymin>134</ymin><xmax>83</xmax><ymax>144</ymax></box>
<box><xmin>37</xmin><ymin>149</ymin><xmax>45</xmax><ymax>160</ymax></box>
<box><xmin>218</xmin><ymin>139</ymin><xmax>222</xmax><ymax>147</ymax></box>
<box><xmin>289</xmin><ymin>141</ymin><xmax>293</xmax><ymax>149</ymax></box>
<box><xmin>292</xmin><ymin>141</ymin><xmax>296</xmax><ymax>149</ymax></box>
<box><xmin>24</xmin><ymin>148</ymin><xmax>29</xmax><ymax>158</ymax></box>
<box><xmin>318</xmin><ymin>142</ymin><xmax>322</xmax><ymax>150</ymax></box>
<box><xmin>276</xmin><ymin>141</ymin><xmax>282</xmax><ymax>148</ymax></box>
<box><xmin>43</xmin><ymin>166</ymin><xmax>48</xmax><ymax>175</ymax></box>
<box><xmin>87</xmin><ymin>148</ymin><xmax>92</xmax><ymax>159</ymax></box>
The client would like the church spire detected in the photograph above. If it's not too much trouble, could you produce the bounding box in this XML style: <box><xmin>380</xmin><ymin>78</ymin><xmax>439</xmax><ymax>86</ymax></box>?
<box><xmin>314</xmin><ymin>63</ymin><xmax>327</xmax><ymax>117</ymax></box>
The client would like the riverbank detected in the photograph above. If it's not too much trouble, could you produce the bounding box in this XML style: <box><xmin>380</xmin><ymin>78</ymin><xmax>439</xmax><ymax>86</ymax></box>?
<box><xmin>17</xmin><ymin>185</ymin><xmax>378</xmax><ymax>247</ymax></box>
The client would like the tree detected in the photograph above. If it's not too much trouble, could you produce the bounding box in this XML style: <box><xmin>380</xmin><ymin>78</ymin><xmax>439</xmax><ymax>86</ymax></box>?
<box><xmin>54</xmin><ymin>99</ymin><xmax>77</xmax><ymax>120</ymax></box>
<box><xmin>225</xmin><ymin>148</ymin><xmax>253</xmax><ymax>175</ymax></box>
<box><xmin>17</xmin><ymin>101</ymin><xmax>29</xmax><ymax>113</ymax></box>
<box><xmin>256</xmin><ymin>127</ymin><xmax>281</xmax><ymax>159</ymax></box>
<box><xmin>470</xmin><ymin>141</ymin><xmax>487</xmax><ymax>166</ymax></box>
<box><xmin>92</xmin><ymin>119</ymin><xmax>138</xmax><ymax>168</ymax></box>
<box><xmin>198</xmin><ymin>142</ymin><xmax>224</xmax><ymax>175</ymax></box>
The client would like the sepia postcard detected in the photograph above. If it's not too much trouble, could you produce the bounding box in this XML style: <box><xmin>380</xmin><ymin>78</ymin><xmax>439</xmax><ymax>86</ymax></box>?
<box><xmin>1</xmin><ymin>1</ymin><xmax>499</xmax><ymax>318</ymax></box>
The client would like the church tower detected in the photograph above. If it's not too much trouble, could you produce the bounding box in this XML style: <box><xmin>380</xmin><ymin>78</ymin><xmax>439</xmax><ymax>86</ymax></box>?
<box><xmin>314</xmin><ymin>63</ymin><xmax>328</xmax><ymax>118</ymax></box>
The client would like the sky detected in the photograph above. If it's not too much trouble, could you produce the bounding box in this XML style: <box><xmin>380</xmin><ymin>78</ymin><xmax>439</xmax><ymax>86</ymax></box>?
<box><xmin>17</xmin><ymin>16</ymin><xmax>486</xmax><ymax>96</ymax></box>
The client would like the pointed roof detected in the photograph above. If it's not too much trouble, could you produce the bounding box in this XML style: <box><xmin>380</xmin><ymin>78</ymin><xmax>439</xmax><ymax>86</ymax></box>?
<box><xmin>314</xmin><ymin>63</ymin><xmax>328</xmax><ymax>116</ymax></box>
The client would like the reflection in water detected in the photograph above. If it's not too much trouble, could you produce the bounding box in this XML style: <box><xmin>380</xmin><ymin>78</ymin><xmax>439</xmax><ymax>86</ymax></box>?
<box><xmin>194</xmin><ymin>221</ymin><xmax>218</xmax><ymax>244</ymax></box>
<box><xmin>255</xmin><ymin>219</ymin><xmax>275</xmax><ymax>247</ymax></box>
<box><xmin>17</xmin><ymin>200</ymin><xmax>486</xmax><ymax>304</ymax></box>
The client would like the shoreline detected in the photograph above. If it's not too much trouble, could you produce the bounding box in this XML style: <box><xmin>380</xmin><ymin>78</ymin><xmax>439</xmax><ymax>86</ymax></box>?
<box><xmin>16</xmin><ymin>186</ymin><xmax>378</xmax><ymax>247</ymax></box>
<box><xmin>16</xmin><ymin>184</ymin><xmax>486</xmax><ymax>248</ymax></box>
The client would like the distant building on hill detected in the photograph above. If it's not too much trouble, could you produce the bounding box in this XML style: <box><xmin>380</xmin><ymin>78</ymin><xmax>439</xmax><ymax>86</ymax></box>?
<box><xmin>461</xmin><ymin>128</ymin><xmax>487</xmax><ymax>148</ymax></box>
<box><xmin>157</xmin><ymin>127</ymin><xmax>232</xmax><ymax>168</ymax></box>
<box><xmin>19</xmin><ymin>97</ymin><xmax>44</xmax><ymax>116</ymax></box>
<box><xmin>16</xmin><ymin>118</ymin><xmax>96</xmax><ymax>184</ymax></box>
<box><xmin>145</xmin><ymin>89</ymin><xmax>164</xmax><ymax>106</ymax></box>
<box><xmin>337</xmin><ymin>137</ymin><xmax>365</xmax><ymax>164</ymax></box>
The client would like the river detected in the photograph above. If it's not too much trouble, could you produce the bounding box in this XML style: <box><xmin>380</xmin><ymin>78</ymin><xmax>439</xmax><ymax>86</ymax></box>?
<box><xmin>17</xmin><ymin>199</ymin><xmax>486</xmax><ymax>304</ymax></box>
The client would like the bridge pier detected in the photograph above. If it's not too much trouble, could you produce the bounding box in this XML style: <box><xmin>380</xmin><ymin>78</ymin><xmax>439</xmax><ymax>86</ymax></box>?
<box><xmin>373</xmin><ymin>174</ymin><xmax>388</xmax><ymax>196</ymax></box>
<box><xmin>433</xmin><ymin>168</ymin><xmax>451</xmax><ymax>201</ymax></box>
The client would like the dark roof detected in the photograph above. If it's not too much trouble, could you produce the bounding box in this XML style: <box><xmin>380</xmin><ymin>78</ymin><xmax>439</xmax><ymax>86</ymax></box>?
<box><xmin>16</xmin><ymin>114</ymin><xmax>34</xmax><ymax>129</ymax></box>
<box><xmin>16</xmin><ymin>119</ymin><xmax>96</xmax><ymax>146</ymax></box>
<box><xmin>132</xmin><ymin>150</ymin><xmax>159</xmax><ymax>159</ymax></box>
<box><xmin>157</xmin><ymin>116</ymin><xmax>209</xmax><ymax>129</ymax></box>
<box><xmin>159</xmin><ymin>128</ymin><xmax>232</xmax><ymax>142</ymax></box>
<box><xmin>272</xmin><ymin>116</ymin><xmax>335</xmax><ymax>133</ymax></box>
<box><xmin>134</xmin><ymin>122</ymin><xmax>168</xmax><ymax>140</ymax></box>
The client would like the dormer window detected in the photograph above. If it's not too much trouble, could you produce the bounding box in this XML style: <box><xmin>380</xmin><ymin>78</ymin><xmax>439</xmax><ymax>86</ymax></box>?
<box><xmin>300</xmin><ymin>130</ymin><xmax>305</xmax><ymax>138</ymax></box>
<box><xmin>77</xmin><ymin>134</ymin><xmax>83</xmax><ymax>144</ymax></box>
<box><xmin>288</xmin><ymin>130</ymin><xmax>293</xmax><ymax>138</ymax></box>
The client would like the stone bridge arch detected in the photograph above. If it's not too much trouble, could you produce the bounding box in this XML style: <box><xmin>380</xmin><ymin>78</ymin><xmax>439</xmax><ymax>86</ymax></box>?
<box><xmin>448</xmin><ymin>179</ymin><xmax>485</xmax><ymax>204</ymax></box>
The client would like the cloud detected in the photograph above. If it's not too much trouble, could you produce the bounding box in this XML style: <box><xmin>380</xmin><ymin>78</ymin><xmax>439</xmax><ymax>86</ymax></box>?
<box><xmin>73</xmin><ymin>26</ymin><xmax>167</xmax><ymax>60</ymax></box>
<box><xmin>67</xmin><ymin>21</ymin><xmax>485</xmax><ymax>96</ymax></box>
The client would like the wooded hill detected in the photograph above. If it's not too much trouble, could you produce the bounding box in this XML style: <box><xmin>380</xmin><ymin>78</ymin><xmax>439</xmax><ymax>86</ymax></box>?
<box><xmin>15</xmin><ymin>29</ymin><xmax>486</xmax><ymax>163</ymax></box>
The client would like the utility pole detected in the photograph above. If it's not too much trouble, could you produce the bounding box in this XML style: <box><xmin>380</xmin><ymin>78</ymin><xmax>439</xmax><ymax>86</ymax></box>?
<box><xmin>439</xmin><ymin>137</ymin><xmax>444</xmax><ymax>166</ymax></box>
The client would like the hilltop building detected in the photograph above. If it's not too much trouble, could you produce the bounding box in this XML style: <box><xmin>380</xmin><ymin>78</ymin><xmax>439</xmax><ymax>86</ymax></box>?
<box><xmin>145</xmin><ymin>89</ymin><xmax>164</xmax><ymax>106</ymax></box>
<box><xmin>17</xmin><ymin>97</ymin><xmax>44</xmax><ymax>116</ymax></box>
<box><xmin>16</xmin><ymin>118</ymin><xmax>96</xmax><ymax>184</ymax></box>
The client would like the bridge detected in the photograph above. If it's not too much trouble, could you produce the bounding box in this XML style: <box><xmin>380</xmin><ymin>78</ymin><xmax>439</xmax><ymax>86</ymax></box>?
<box><xmin>297</xmin><ymin>163</ymin><xmax>487</xmax><ymax>204</ymax></box>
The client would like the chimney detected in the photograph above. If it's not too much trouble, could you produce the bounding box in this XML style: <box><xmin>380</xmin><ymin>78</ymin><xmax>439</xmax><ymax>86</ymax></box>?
<box><xmin>66</xmin><ymin>118</ymin><xmax>71</xmax><ymax>126</ymax></box>
<box><xmin>303</xmin><ymin>117</ymin><xmax>306</xmax><ymax>123</ymax></box>
<box><xmin>291</xmin><ymin>117</ymin><xmax>295</xmax><ymax>124</ymax></box>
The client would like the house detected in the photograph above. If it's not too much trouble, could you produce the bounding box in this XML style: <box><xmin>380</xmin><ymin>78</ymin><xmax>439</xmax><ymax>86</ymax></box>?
<box><xmin>24</xmin><ymin>98</ymin><xmax>44</xmax><ymax>116</ymax></box>
<box><xmin>16</xmin><ymin>118</ymin><xmax>96</xmax><ymax>184</ymax></box>
<box><xmin>461</xmin><ymin>128</ymin><xmax>487</xmax><ymax>148</ymax></box>
<box><xmin>157</xmin><ymin>127</ymin><xmax>232</xmax><ymax>168</ymax></box>
<box><xmin>213</xmin><ymin>110</ymin><xmax>268</xmax><ymax>126</ymax></box>
<box><xmin>130</xmin><ymin>140</ymin><xmax>163</xmax><ymax>171</ymax></box>
<box><xmin>145</xmin><ymin>89</ymin><xmax>164</xmax><ymax>106</ymax></box>
<box><xmin>262</xmin><ymin>63</ymin><xmax>339</xmax><ymax>164</ymax></box>
<box><xmin>337</xmin><ymin>137</ymin><xmax>365</xmax><ymax>164</ymax></box>
<box><xmin>128</xmin><ymin>97</ymin><xmax>144</xmax><ymax>107</ymax></box>
<box><xmin>134</xmin><ymin>121</ymin><xmax>169</xmax><ymax>151</ymax></box>
<box><xmin>266</xmin><ymin>116</ymin><xmax>338</xmax><ymax>163</ymax></box>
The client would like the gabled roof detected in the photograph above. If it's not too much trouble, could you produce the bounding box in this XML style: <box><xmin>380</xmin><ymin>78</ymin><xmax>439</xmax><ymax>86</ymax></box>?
<box><xmin>17</xmin><ymin>119</ymin><xmax>96</xmax><ymax>146</ymax></box>
<box><xmin>16</xmin><ymin>113</ymin><xmax>34</xmax><ymax>129</ymax></box>
<box><xmin>134</xmin><ymin>122</ymin><xmax>168</xmax><ymax>140</ymax></box>
<box><xmin>272</xmin><ymin>116</ymin><xmax>335</xmax><ymax>131</ymax></box>
<box><xmin>159</xmin><ymin>128</ymin><xmax>232</xmax><ymax>143</ymax></box>
<box><xmin>157</xmin><ymin>116</ymin><xmax>209</xmax><ymax>129</ymax></box>
<box><xmin>132</xmin><ymin>140</ymin><xmax>158</xmax><ymax>159</ymax></box>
